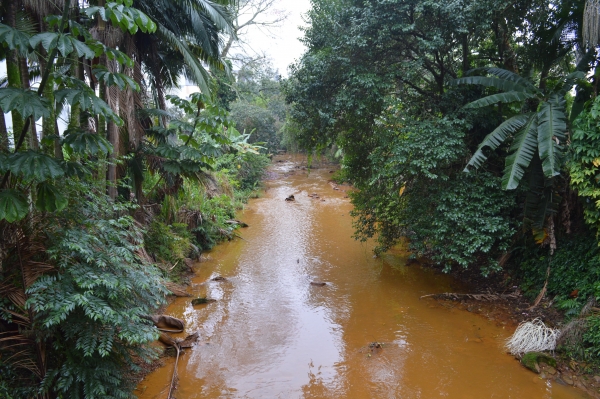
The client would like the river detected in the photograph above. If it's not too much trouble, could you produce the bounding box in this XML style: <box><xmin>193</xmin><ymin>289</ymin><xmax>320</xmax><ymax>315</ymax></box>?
<box><xmin>136</xmin><ymin>155</ymin><xmax>588</xmax><ymax>399</ymax></box>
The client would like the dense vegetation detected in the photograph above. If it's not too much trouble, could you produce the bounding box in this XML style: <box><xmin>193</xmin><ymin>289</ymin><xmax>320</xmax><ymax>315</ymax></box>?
<box><xmin>0</xmin><ymin>0</ymin><xmax>277</xmax><ymax>397</ymax></box>
<box><xmin>284</xmin><ymin>0</ymin><xmax>600</xmax><ymax>366</ymax></box>
<box><xmin>3</xmin><ymin>0</ymin><xmax>600</xmax><ymax>396</ymax></box>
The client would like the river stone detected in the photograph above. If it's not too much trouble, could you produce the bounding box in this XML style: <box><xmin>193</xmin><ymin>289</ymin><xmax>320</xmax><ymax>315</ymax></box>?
<box><xmin>192</xmin><ymin>297</ymin><xmax>216</xmax><ymax>305</ymax></box>
<box><xmin>562</xmin><ymin>375</ymin><xmax>574</xmax><ymax>385</ymax></box>
<box><xmin>545</xmin><ymin>366</ymin><xmax>557</xmax><ymax>375</ymax></box>
<box><xmin>555</xmin><ymin>378</ymin><xmax>568</xmax><ymax>386</ymax></box>
<box><xmin>520</xmin><ymin>352</ymin><xmax>557</xmax><ymax>374</ymax></box>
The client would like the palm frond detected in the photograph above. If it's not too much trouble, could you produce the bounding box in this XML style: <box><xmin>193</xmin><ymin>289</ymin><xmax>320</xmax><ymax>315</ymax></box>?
<box><xmin>503</xmin><ymin>113</ymin><xmax>539</xmax><ymax>190</ymax></box>
<box><xmin>465</xmin><ymin>114</ymin><xmax>530</xmax><ymax>171</ymax></box>
<box><xmin>537</xmin><ymin>95</ymin><xmax>567</xmax><ymax>178</ymax></box>
<box><xmin>485</xmin><ymin>68</ymin><xmax>539</xmax><ymax>93</ymax></box>
<box><xmin>188</xmin><ymin>0</ymin><xmax>234</xmax><ymax>34</ymax></box>
<box><xmin>464</xmin><ymin>91</ymin><xmax>535</xmax><ymax>109</ymax></box>
<box><xmin>451</xmin><ymin>76</ymin><xmax>533</xmax><ymax>94</ymax></box>
<box><xmin>156</xmin><ymin>24</ymin><xmax>211</xmax><ymax>94</ymax></box>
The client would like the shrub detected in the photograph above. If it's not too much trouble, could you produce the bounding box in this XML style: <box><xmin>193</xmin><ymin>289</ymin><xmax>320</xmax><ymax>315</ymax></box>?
<box><xmin>23</xmin><ymin>187</ymin><xmax>168</xmax><ymax>398</ymax></box>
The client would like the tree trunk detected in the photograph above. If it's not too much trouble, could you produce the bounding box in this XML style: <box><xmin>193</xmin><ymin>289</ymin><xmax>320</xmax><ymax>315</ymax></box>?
<box><xmin>0</xmin><ymin>108</ymin><xmax>8</xmax><ymax>152</ymax></box>
<box><xmin>6</xmin><ymin>0</ymin><xmax>24</xmax><ymax>144</ymax></box>
<box><xmin>19</xmin><ymin>57</ymin><xmax>39</xmax><ymax>150</ymax></box>
<box><xmin>462</xmin><ymin>34</ymin><xmax>470</xmax><ymax>75</ymax></box>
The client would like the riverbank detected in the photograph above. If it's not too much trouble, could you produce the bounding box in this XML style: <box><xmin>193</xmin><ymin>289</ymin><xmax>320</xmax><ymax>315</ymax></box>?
<box><xmin>416</xmin><ymin>261</ymin><xmax>600</xmax><ymax>398</ymax></box>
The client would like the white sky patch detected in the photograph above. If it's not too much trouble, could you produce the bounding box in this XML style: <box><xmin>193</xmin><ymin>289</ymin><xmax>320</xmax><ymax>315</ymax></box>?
<box><xmin>241</xmin><ymin>0</ymin><xmax>311</xmax><ymax>76</ymax></box>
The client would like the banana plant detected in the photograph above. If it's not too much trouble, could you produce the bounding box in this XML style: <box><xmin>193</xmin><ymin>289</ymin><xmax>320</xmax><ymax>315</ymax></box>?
<box><xmin>451</xmin><ymin>67</ymin><xmax>584</xmax><ymax>190</ymax></box>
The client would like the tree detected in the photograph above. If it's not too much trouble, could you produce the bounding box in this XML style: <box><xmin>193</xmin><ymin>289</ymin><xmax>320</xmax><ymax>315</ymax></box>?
<box><xmin>220</xmin><ymin>0</ymin><xmax>287</xmax><ymax>64</ymax></box>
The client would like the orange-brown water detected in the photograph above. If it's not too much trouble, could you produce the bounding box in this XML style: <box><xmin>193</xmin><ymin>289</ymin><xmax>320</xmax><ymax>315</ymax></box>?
<box><xmin>136</xmin><ymin>155</ymin><xmax>588</xmax><ymax>399</ymax></box>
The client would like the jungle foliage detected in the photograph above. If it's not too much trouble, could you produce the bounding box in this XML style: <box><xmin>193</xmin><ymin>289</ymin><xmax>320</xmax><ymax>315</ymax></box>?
<box><xmin>0</xmin><ymin>0</ymin><xmax>271</xmax><ymax>397</ymax></box>
<box><xmin>284</xmin><ymin>0</ymin><xmax>599</xmax><ymax>362</ymax></box>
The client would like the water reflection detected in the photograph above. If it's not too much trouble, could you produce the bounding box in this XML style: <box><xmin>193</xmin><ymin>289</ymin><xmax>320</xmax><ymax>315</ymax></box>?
<box><xmin>136</xmin><ymin>155</ymin><xmax>587</xmax><ymax>399</ymax></box>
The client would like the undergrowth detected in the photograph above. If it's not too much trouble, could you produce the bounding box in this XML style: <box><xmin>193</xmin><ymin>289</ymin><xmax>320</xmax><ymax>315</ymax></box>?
<box><xmin>512</xmin><ymin>234</ymin><xmax>600</xmax><ymax>364</ymax></box>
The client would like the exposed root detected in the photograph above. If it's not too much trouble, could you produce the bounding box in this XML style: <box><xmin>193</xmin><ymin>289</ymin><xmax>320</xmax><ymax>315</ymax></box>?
<box><xmin>505</xmin><ymin>318</ymin><xmax>560</xmax><ymax>355</ymax></box>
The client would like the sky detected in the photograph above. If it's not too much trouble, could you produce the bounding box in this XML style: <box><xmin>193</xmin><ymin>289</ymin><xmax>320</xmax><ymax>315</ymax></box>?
<box><xmin>236</xmin><ymin>0</ymin><xmax>311</xmax><ymax>76</ymax></box>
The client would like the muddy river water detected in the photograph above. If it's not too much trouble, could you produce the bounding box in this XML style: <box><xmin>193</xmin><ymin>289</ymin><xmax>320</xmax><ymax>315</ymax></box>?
<box><xmin>137</xmin><ymin>155</ymin><xmax>588</xmax><ymax>399</ymax></box>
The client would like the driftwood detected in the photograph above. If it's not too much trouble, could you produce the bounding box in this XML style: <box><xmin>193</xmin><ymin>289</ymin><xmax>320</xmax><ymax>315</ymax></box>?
<box><xmin>419</xmin><ymin>292</ymin><xmax>520</xmax><ymax>301</ymax></box>
<box><xmin>144</xmin><ymin>315</ymin><xmax>185</xmax><ymax>333</ymax></box>
<box><xmin>178</xmin><ymin>332</ymin><xmax>199</xmax><ymax>348</ymax></box>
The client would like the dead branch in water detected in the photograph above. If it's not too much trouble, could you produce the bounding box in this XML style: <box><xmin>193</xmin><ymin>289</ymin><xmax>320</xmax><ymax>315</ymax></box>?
<box><xmin>419</xmin><ymin>292</ymin><xmax>520</xmax><ymax>301</ymax></box>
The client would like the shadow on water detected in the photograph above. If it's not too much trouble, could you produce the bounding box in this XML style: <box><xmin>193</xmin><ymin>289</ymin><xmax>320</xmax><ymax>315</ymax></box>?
<box><xmin>136</xmin><ymin>154</ymin><xmax>589</xmax><ymax>399</ymax></box>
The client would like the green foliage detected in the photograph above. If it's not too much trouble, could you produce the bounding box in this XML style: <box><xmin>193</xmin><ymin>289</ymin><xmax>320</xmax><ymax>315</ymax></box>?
<box><xmin>570</xmin><ymin>96</ymin><xmax>600</xmax><ymax>236</ymax></box>
<box><xmin>513</xmin><ymin>234</ymin><xmax>600</xmax><ymax>363</ymax></box>
<box><xmin>22</xmin><ymin>185</ymin><xmax>167</xmax><ymax>398</ymax></box>
<box><xmin>515</xmin><ymin>235</ymin><xmax>600</xmax><ymax>312</ymax></box>
<box><xmin>215</xmin><ymin>152</ymin><xmax>270</xmax><ymax>191</ymax></box>
<box><xmin>456</xmin><ymin>69</ymin><xmax>573</xmax><ymax>190</ymax></box>
<box><xmin>229</xmin><ymin>62</ymin><xmax>287</xmax><ymax>152</ymax></box>
<box><xmin>0</xmin><ymin>189</ymin><xmax>28</xmax><ymax>222</ymax></box>
<box><xmin>0</xmin><ymin>87</ymin><xmax>50</xmax><ymax>120</ymax></box>
<box><xmin>351</xmin><ymin>113</ymin><xmax>517</xmax><ymax>273</ymax></box>
<box><xmin>583</xmin><ymin>316</ymin><xmax>600</xmax><ymax>360</ymax></box>
<box><xmin>144</xmin><ymin>220</ymin><xmax>193</xmax><ymax>264</ymax></box>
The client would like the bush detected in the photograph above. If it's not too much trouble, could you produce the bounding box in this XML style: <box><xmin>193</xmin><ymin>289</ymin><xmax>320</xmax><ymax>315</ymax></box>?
<box><xmin>513</xmin><ymin>234</ymin><xmax>600</xmax><ymax>364</ymax></box>
<box><xmin>515</xmin><ymin>235</ymin><xmax>600</xmax><ymax>313</ymax></box>
<box><xmin>145</xmin><ymin>220</ymin><xmax>194</xmax><ymax>264</ymax></box>
<box><xmin>24</xmin><ymin>187</ymin><xmax>168</xmax><ymax>398</ymax></box>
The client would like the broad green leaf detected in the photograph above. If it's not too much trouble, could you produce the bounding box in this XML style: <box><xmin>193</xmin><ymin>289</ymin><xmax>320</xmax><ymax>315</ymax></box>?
<box><xmin>465</xmin><ymin>114</ymin><xmax>530</xmax><ymax>171</ymax></box>
<box><xmin>180</xmin><ymin>146</ymin><xmax>205</xmax><ymax>161</ymax></box>
<box><xmin>9</xmin><ymin>150</ymin><xmax>64</xmax><ymax>181</ymax></box>
<box><xmin>30</xmin><ymin>32</ymin><xmax>59</xmax><ymax>52</ymax></box>
<box><xmin>0</xmin><ymin>88</ymin><xmax>50</xmax><ymax>120</ymax></box>
<box><xmin>54</xmin><ymin>88</ymin><xmax>122</xmax><ymax>126</ymax></box>
<box><xmin>451</xmin><ymin>76</ymin><xmax>532</xmax><ymax>94</ymax></box>
<box><xmin>537</xmin><ymin>96</ymin><xmax>567</xmax><ymax>178</ymax></box>
<box><xmin>35</xmin><ymin>182</ymin><xmax>68</xmax><ymax>212</ymax></box>
<box><xmin>62</xmin><ymin>129</ymin><xmax>113</xmax><ymax>155</ymax></box>
<box><xmin>70</xmin><ymin>37</ymin><xmax>96</xmax><ymax>59</ymax></box>
<box><xmin>162</xmin><ymin>160</ymin><xmax>182</xmax><ymax>174</ymax></box>
<box><xmin>56</xmin><ymin>34</ymin><xmax>74</xmax><ymax>57</ymax></box>
<box><xmin>0</xmin><ymin>23</ymin><xmax>31</xmax><ymax>54</ymax></box>
<box><xmin>464</xmin><ymin>91</ymin><xmax>535</xmax><ymax>109</ymax></box>
<box><xmin>485</xmin><ymin>68</ymin><xmax>539</xmax><ymax>93</ymax></box>
<box><xmin>83</xmin><ymin>6</ymin><xmax>107</xmax><ymax>22</ymax></box>
<box><xmin>92</xmin><ymin>66</ymin><xmax>140</xmax><ymax>91</ymax></box>
<box><xmin>503</xmin><ymin>113</ymin><xmax>539</xmax><ymax>190</ymax></box>
<box><xmin>60</xmin><ymin>160</ymin><xmax>91</xmax><ymax>179</ymax></box>
<box><xmin>0</xmin><ymin>189</ymin><xmax>28</xmax><ymax>222</ymax></box>
<box><xmin>154</xmin><ymin>145</ymin><xmax>181</xmax><ymax>159</ymax></box>
<box><xmin>104</xmin><ymin>47</ymin><xmax>133</xmax><ymax>67</ymax></box>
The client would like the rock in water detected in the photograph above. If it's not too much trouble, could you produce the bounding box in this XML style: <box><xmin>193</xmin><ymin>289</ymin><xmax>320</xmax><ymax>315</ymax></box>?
<box><xmin>285</xmin><ymin>195</ymin><xmax>295</xmax><ymax>201</ymax></box>
<box><xmin>310</xmin><ymin>281</ymin><xmax>327</xmax><ymax>286</ymax></box>
<box><xmin>192</xmin><ymin>297</ymin><xmax>216</xmax><ymax>305</ymax></box>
